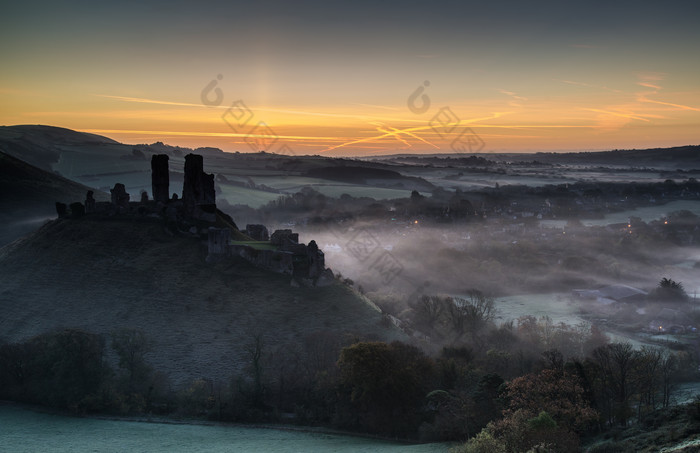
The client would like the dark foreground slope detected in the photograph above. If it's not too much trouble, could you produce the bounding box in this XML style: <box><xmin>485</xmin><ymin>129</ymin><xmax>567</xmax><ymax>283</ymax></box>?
<box><xmin>0</xmin><ymin>216</ymin><xmax>403</xmax><ymax>387</ymax></box>
<box><xmin>0</xmin><ymin>151</ymin><xmax>109</xmax><ymax>246</ymax></box>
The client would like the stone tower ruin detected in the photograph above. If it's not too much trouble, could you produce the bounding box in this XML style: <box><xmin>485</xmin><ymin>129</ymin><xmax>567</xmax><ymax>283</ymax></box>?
<box><xmin>151</xmin><ymin>154</ymin><xmax>170</xmax><ymax>203</ymax></box>
<box><xmin>182</xmin><ymin>153</ymin><xmax>216</xmax><ymax>222</ymax></box>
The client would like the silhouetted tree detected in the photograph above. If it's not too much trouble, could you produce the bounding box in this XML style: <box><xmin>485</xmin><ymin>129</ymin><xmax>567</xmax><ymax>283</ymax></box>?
<box><xmin>650</xmin><ymin>277</ymin><xmax>688</xmax><ymax>302</ymax></box>
<box><xmin>337</xmin><ymin>341</ymin><xmax>435</xmax><ymax>436</ymax></box>
<box><xmin>25</xmin><ymin>329</ymin><xmax>106</xmax><ymax>409</ymax></box>
<box><xmin>591</xmin><ymin>343</ymin><xmax>637</xmax><ymax>426</ymax></box>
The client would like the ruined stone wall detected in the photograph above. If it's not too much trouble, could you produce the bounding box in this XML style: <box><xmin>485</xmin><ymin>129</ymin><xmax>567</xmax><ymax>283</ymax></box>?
<box><xmin>207</xmin><ymin>226</ymin><xmax>332</xmax><ymax>285</ymax></box>
<box><xmin>110</xmin><ymin>183</ymin><xmax>130</xmax><ymax>213</ymax></box>
<box><xmin>230</xmin><ymin>245</ymin><xmax>295</xmax><ymax>275</ymax></box>
<box><xmin>245</xmin><ymin>224</ymin><xmax>269</xmax><ymax>241</ymax></box>
<box><xmin>206</xmin><ymin>227</ymin><xmax>231</xmax><ymax>262</ymax></box>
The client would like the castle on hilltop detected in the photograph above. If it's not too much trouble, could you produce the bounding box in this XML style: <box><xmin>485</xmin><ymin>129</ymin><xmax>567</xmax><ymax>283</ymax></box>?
<box><xmin>55</xmin><ymin>154</ymin><xmax>333</xmax><ymax>286</ymax></box>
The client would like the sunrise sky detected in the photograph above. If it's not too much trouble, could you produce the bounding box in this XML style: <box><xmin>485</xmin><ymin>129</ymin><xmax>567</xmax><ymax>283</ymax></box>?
<box><xmin>1</xmin><ymin>0</ymin><xmax>699</xmax><ymax>156</ymax></box>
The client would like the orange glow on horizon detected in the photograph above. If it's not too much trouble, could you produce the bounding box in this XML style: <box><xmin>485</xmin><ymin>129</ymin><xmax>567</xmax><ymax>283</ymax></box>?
<box><xmin>2</xmin><ymin>74</ymin><xmax>699</xmax><ymax>156</ymax></box>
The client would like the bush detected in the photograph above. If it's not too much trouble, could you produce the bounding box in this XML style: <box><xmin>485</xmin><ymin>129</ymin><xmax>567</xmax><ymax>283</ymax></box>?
<box><xmin>179</xmin><ymin>379</ymin><xmax>215</xmax><ymax>416</ymax></box>
<box><xmin>449</xmin><ymin>429</ymin><xmax>506</xmax><ymax>453</ymax></box>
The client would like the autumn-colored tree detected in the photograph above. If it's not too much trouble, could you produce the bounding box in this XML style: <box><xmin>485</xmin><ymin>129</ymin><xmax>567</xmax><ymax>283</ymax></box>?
<box><xmin>481</xmin><ymin>367</ymin><xmax>597</xmax><ymax>452</ymax></box>
<box><xmin>503</xmin><ymin>368</ymin><xmax>598</xmax><ymax>433</ymax></box>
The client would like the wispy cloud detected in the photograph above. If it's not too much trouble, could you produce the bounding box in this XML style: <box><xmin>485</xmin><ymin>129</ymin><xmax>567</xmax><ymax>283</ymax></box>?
<box><xmin>633</xmin><ymin>72</ymin><xmax>700</xmax><ymax>111</ymax></box>
<box><xmin>349</xmin><ymin>103</ymin><xmax>400</xmax><ymax>111</ymax></box>
<box><xmin>320</xmin><ymin>124</ymin><xmax>444</xmax><ymax>154</ymax></box>
<box><xmin>555</xmin><ymin>79</ymin><xmax>623</xmax><ymax>93</ymax></box>
<box><xmin>638</xmin><ymin>98</ymin><xmax>700</xmax><ymax>112</ymax></box>
<box><xmin>95</xmin><ymin>94</ymin><xmax>201</xmax><ymax>108</ymax></box>
<box><xmin>558</xmin><ymin>79</ymin><xmax>594</xmax><ymax>88</ymax></box>
<box><xmin>498</xmin><ymin>89</ymin><xmax>527</xmax><ymax>101</ymax></box>
<box><xmin>583</xmin><ymin>108</ymin><xmax>651</xmax><ymax>122</ymax></box>
<box><xmin>636</xmin><ymin>73</ymin><xmax>664</xmax><ymax>90</ymax></box>
<box><xmin>637</xmin><ymin>82</ymin><xmax>662</xmax><ymax>90</ymax></box>
<box><xmin>498</xmin><ymin>89</ymin><xmax>527</xmax><ymax>108</ymax></box>
<box><xmin>94</xmin><ymin>94</ymin><xmax>427</xmax><ymax>124</ymax></box>
<box><xmin>80</xmin><ymin>128</ymin><xmax>353</xmax><ymax>142</ymax></box>
<box><xmin>371</xmin><ymin>122</ymin><xmax>439</xmax><ymax>149</ymax></box>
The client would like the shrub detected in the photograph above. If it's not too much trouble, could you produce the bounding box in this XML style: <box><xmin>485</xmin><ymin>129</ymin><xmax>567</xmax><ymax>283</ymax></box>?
<box><xmin>449</xmin><ymin>429</ymin><xmax>506</xmax><ymax>453</ymax></box>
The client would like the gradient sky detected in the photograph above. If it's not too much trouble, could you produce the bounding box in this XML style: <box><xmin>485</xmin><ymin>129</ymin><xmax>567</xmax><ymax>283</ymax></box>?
<box><xmin>2</xmin><ymin>0</ymin><xmax>699</xmax><ymax>156</ymax></box>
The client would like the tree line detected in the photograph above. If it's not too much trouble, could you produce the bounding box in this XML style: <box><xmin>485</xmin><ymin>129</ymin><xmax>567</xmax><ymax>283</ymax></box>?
<box><xmin>0</xmin><ymin>313</ymin><xmax>695</xmax><ymax>451</ymax></box>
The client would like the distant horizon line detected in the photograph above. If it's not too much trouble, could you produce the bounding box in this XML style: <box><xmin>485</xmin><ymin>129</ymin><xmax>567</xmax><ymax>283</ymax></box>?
<box><xmin>2</xmin><ymin>123</ymin><xmax>699</xmax><ymax>158</ymax></box>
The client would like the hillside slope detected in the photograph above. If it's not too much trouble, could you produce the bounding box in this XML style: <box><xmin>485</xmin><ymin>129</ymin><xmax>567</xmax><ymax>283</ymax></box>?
<box><xmin>0</xmin><ymin>151</ymin><xmax>109</xmax><ymax>246</ymax></box>
<box><xmin>0</xmin><ymin>216</ymin><xmax>403</xmax><ymax>387</ymax></box>
<box><xmin>0</xmin><ymin>125</ymin><xmax>118</xmax><ymax>171</ymax></box>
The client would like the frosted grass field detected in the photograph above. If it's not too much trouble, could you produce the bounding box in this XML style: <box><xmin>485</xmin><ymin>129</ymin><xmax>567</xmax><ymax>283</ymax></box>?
<box><xmin>493</xmin><ymin>293</ymin><xmax>583</xmax><ymax>324</ymax></box>
<box><xmin>0</xmin><ymin>405</ymin><xmax>448</xmax><ymax>453</ymax></box>
<box><xmin>491</xmin><ymin>293</ymin><xmax>645</xmax><ymax>347</ymax></box>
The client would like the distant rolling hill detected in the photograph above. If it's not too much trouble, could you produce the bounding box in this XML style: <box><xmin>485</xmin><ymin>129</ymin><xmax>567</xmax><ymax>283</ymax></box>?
<box><xmin>368</xmin><ymin>145</ymin><xmax>700</xmax><ymax>169</ymax></box>
<box><xmin>0</xmin><ymin>150</ymin><xmax>109</xmax><ymax>246</ymax></box>
<box><xmin>305</xmin><ymin>165</ymin><xmax>435</xmax><ymax>191</ymax></box>
<box><xmin>0</xmin><ymin>124</ymin><xmax>119</xmax><ymax>171</ymax></box>
<box><xmin>0</xmin><ymin>216</ymin><xmax>403</xmax><ymax>387</ymax></box>
<box><xmin>527</xmin><ymin>145</ymin><xmax>700</xmax><ymax>168</ymax></box>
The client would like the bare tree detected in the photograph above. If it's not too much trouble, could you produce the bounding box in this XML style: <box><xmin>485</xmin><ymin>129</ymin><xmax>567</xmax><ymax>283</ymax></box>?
<box><xmin>660</xmin><ymin>351</ymin><xmax>677</xmax><ymax>408</ymax></box>
<box><xmin>444</xmin><ymin>290</ymin><xmax>496</xmax><ymax>343</ymax></box>
<box><xmin>592</xmin><ymin>343</ymin><xmax>637</xmax><ymax>426</ymax></box>
<box><xmin>636</xmin><ymin>346</ymin><xmax>662</xmax><ymax>420</ymax></box>
<box><xmin>246</xmin><ymin>332</ymin><xmax>266</xmax><ymax>408</ymax></box>
<box><xmin>111</xmin><ymin>328</ymin><xmax>152</xmax><ymax>393</ymax></box>
<box><xmin>415</xmin><ymin>295</ymin><xmax>445</xmax><ymax>331</ymax></box>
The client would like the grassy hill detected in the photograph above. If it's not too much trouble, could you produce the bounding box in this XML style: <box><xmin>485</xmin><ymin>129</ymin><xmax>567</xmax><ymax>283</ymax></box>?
<box><xmin>0</xmin><ymin>216</ymin><xmax>404</xmax><ymax>388</ymax></box>
<box><xmin>0</xmin><ymin>125</ymin><xmax>119</xmax><ymax>171</ymax></box>
<box><xmin>0</xmin><ymin>150</ymin><xmax>109</xmax><ymax>246</ymax></box>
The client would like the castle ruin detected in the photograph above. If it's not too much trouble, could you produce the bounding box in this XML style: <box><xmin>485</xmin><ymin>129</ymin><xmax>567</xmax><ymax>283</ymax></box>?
<box><xmin>56</xmin><ymin>153</ymin><xmax>332</xmax><ymax>286</ymax></box>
